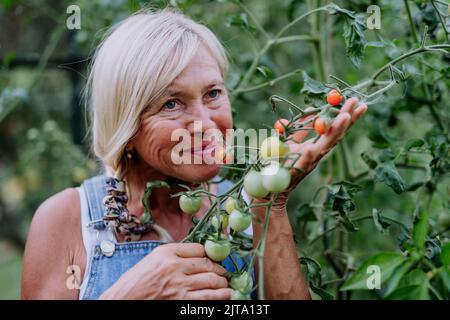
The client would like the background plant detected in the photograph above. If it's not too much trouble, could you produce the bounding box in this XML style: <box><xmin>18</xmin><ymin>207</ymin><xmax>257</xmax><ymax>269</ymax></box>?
<box><xmin>0</xmin><ymin>0</ymin><xmax>449</xmax><ymax>299</ymax></box>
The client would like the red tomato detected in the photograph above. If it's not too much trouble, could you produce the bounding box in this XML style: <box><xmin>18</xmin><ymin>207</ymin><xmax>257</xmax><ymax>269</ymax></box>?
<box><xmin>313</xmin><ymin>117</ymin><xmax>330</xmax><ymax>135</ymax></box>
<box><xmin>273</xmin><ymin>119</ymin><xmax>289</xmax><ymax>135</ymax></box>
<box><xmin>327</xmin><ymin>89</ymin><xmax>343</xmax><ymax>106</ymax></box>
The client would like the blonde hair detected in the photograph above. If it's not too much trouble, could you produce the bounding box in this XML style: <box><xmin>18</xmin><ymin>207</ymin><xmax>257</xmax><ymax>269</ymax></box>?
<box><xmin>86</xmin><ymin>7</ymin><xmax>229</xmax><ymax>178</ymax></box>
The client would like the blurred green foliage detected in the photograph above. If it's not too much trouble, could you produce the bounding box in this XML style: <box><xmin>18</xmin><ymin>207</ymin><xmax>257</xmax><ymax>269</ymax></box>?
<box><xmin>0</xmin><ymin>0</ymin><xmax>449</xmax><ymax>299</ymax></box>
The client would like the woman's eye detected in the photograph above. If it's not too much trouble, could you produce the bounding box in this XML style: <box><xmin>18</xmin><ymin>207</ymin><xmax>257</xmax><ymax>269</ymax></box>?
<box><xmin>162</xmin><ymin>100</ymin><xmax>178</xmax><ymax>110</ymax></box>
<box><xmin>207</xmin><ymin>89</ymin><xmax>221</xmax><ymax>99</ymax></box>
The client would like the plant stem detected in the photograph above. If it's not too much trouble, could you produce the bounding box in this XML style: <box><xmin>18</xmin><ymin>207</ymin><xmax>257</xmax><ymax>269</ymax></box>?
<box><xmin>232</xmin><ymin>4</ymin><xmax>333</xmax><ymax>97</ymax></box>
<box><xmin>274</xmin><ymin>35</ymin><xmax>317</xmax><ymax>44</ymax></box>
<box><xmin>233</xmin><ymin>0</ymin><xmax>271</xmax><ymax>41</ymax></box>
<box><xmin>257</xmin><ymin>198</ymin><xmax>273</xmax><ymax>300</ymax></box>
<box><xmin>403</xmin><ymin>0</ymin><xmax>419</xmax><ymax>44</ymax></box>
<box><xmin>308</xmin><ymin>215</ymin><xmax>408</xmax><ymax>245</ymax></box>
<box><xmin>371</xmin><ymin>44</ymin><xmax>450</xmax><ymax>80</ymax></box>
<box><xmin>402</xmin><ymin>0</ymin><xmax>449</xmax><ymax>141</ymax></box>
<box><xmin>431</xmin><ymin>0</ymin><xmax>450</xmax><ymax>43</ymax></box>
<box><xmin>234</xmin><ymin>69</ymin><xmax>303</xmax><ymax>94</ymax></box>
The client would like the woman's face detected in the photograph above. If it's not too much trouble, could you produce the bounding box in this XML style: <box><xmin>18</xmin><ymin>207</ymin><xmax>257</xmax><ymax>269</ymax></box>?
<box><xmin>130</xmin><ymin>44</ymin><xmax>233</xmax><ymax>183</ymax></box>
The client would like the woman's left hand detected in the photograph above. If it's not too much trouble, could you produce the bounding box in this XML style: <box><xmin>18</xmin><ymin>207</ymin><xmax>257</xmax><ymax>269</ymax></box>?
<box><xmin>276</xmin><ymin>97</ymin><xmax>367</xmax><ymax>205</ymax></box>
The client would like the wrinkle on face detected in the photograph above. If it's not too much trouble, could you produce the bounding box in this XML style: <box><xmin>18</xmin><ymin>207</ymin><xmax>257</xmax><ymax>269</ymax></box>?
<box><xmin>128</xmin><ymin>44</ymin><xmax>232</xmax><ymax>183</ymax></box>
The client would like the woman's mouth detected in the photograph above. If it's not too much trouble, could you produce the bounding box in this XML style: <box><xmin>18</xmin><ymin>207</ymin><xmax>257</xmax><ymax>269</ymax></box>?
<box><xmin>188</xmin><ymin>141</ymin><xmax>218</xmax><ymax>161</ymax></box>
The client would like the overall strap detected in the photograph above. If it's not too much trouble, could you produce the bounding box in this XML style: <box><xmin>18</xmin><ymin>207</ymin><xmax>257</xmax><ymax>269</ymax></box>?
<box><xmin>82</xmin><ymin>175</ymin><xmax>108</xmax><ymax>230</ymax></box>
<box><xmin>217</xmin><ymin>179</ymin><xmax>234</xmax><ymax>197</ymax></box>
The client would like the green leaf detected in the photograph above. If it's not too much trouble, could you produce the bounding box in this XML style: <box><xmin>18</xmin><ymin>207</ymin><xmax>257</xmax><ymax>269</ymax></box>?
<box><xmin>300</xmin><ymin>71</ymin><xmax>328</xmax><ymax>95</ymax></box>
<box><xmin>226</xmin><ymin>13</ymin><xmax>257</xmax><ymax>34</ymax></box>
<box><xmin>337</xmin><ymin>214</ymin><xmax>360</xmax><ymax>232</ymax></box>
<box><xmin>341</xmin><ymin>252</ymin><xmax>405</xmax><ymax>291</ymax></box>
<box><xmin>378</xmin><ymin>149</ymin><xmax>395</xmax><ymax>163</ymax></box>
<box><xmin>374</xmin><ymin>162</ymin><xmax>406</xmax><ymax>194</ymax></box>
<box><xmin>440</xmin><ymin>242</ymin><xmax>450</xmax><ymax>266</ymax></box>
<box><xmin>367</xmin><ymin>119</ymin><xmax>391</xmax><ymax>149</ymax></box>
<box><xmin>384</xmin><ymin>260</ymin><xmax>414</xmax><ymax>296</ymax></box>
<box><xmin>412</xmin><ymin>206</ymin><xmax>429</xmax><ymax>252</ymax></box>
<box><xmin>300</xmin><ymin>257</ymin><xmax>334</xmax><ymax>300</ymax></box>
<box><xmin>309</xmin><ymin>282</ymin><xmax>334</xmax><ymax>300</ymax></box>
<box><xmin>361</xmin><ymin>152</ymin><xmax>378</xmax><ymax>170</ymax></box>
<box><xmin>324</xmin><ymin>3</ymin><xmax>366</xmax><ymax>67</ymax></box>
<box><xmin>256</xmin><ymin>65</ymin><xmax>274</xmax><ymax>79</ymax></box>
<box><xmin>405</xmin><ymin>139</ymin><xmax>425</xmax><ymax>151</ymax></box>
<box><xmin>141</xmin><ymin>180</ymin><xmax>171</xmax><ymax>224</ymax></box>
<box><xmin>325</xmin><ymin>181</ymin><xmax>362</xmax><ymax>232</ymax></box>
<box><xmin>342</xmin><ymin>15</ymin><xmax>366</xmax><ymax>68</ymax></box>
<box><xmin>385</xmin><ymin>269</ymin><xmax>429</xmax><ymax>300</ymax></box>
<box><xmin>372</xmin><ymin>208</ymin><xmax>391</xmax><ymax>234</ymax></box>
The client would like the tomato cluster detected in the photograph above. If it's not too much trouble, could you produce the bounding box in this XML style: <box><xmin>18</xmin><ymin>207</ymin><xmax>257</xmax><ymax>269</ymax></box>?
<box><xmin>176</xmin><ymin>88</ymin><xmax>346</xmax><ymax>300</ymax></box>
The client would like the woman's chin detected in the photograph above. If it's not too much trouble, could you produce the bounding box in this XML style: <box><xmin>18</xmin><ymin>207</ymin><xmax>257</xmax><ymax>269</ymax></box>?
<box><xmin>175</xmin><ymin>163</ymin><xmax>221</xmax><ymax>183</ymax></box>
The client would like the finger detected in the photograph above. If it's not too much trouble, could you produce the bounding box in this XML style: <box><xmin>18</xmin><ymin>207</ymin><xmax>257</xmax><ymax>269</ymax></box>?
<box><xmin>290</xmin><ymin>107</ymin><xmax>315</xmax><ymax>143</ymax></box>
<box><xmin>350</xmin><ymin>103</ymin><xmax>367</xmax><ymax>125</ymax></box>
<box><xmin>316</xmin><ymin>112</ymin><xmax>351</xmax><ymax>152</ymax></box>
<box><xmin>293</xmin><ymin>145</ymin><xmax>315</xmax><ymax>173</ymax></box>
<box><xmin>186</xmin><ymin>288</ymin><xmax>234</xmax><ymax>300</ymax></box>
<box><xmin>329</xmin><ymin>112</ymin><xmax>352</xmax><ymax>139</ymax></box>
<box><xmin>340</xmin><ymin>97</ymin><xmax>359</xmax><ymax>114</ymax></box>
<box><xmin>185</xmin><ymin>272</ymin><xmax>229</xmax><ymax>290</ymax></box>
<box><xmin>173</xmin><ymin>243</ymin><xmax>206</xmax><ymax>258</ymax></box>
<box><xmin>182</xmin><ymin>257</ymin><xmax>227</xmax><ymax>276</ymax></box>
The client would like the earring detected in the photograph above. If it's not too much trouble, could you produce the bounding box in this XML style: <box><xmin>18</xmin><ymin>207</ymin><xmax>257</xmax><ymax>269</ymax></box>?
<box><xmin>126</xmin><ymin>149</ymin><xmax>133</xmax><ymax>159</ymax></box>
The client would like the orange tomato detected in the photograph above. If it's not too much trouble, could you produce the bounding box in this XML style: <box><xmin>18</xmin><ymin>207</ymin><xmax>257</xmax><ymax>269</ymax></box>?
<box><xmin>273</xmin><ymin>118</ymin><xmax>289</xmax><ymax>135</ymax></box>
<box><xmin>215</xmin><ymin>146</ymin><xmax>233</xmax><ymax>164</ymax></box>
<box><xmin>313</xmin><ymin>117</ymin><xmax>330</xmax><ymax>135</ymax></box>
<box><xmin>326</xmin><ymin>89</ymin><xmax>343</xmax><ymax>106</ymax></box>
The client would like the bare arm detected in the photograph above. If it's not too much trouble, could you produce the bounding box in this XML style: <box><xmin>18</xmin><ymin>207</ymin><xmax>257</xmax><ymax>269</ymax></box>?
<box><xmin>252</xmin><ymin>201</ymin><xmax>310</xmax><ymax>300</ymax></box>
<box><xmin>21</xmin><ymin>188</ymin><xmax>85</xmax><ymax>299</ymax></box>
<box><xmin>250</xmin><ymin>98</ymin><xmax>368</xmax><ymax>300</ymax></box>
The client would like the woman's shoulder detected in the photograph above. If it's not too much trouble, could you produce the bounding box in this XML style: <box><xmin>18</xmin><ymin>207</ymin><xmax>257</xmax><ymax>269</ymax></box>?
<box><xmin>32</xmin><ymin>187</ymin><xmax>81</xmax><ymax>230</ymax></box>
<box><xmin>21</xmin><ymin>187</ymin><xmax>84</xmax><ymax>299</ymax></box>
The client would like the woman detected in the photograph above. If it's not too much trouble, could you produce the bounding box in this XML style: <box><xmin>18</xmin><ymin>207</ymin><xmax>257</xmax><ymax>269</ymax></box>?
<box><xmin>21</xmin><ymin>8</ymin><xmax>367</xmax><ymax>300</ymax></box>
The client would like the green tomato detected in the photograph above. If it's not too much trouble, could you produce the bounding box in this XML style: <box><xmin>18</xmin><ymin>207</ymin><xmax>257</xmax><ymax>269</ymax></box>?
<box><xmin>225</xmin><ymin>197</ymin><xmax>238</xmax><ymax>214</ymax></box>
<box><xmin>230</xmin><ymin>272</ymin><xmax>253</xmax><ymax>291</ymax></box>
<box><xmin>261</xmin><ymin>164</ymin><xmax>291</xmax><ymax>193</ymax></box>
<box><xmin>230</xmin><ymin>290</ymin><xmax>251</xmax><ymax>300</ymax></box>
<box><xmin>204</xmin><ymin>240</ymin><xmax>231</xmax><ymax>262</ymax></box>
<box><xmin>260</xmin><ymin>136</ymin><xmax>289</xmax><ymax>160</ymax></box>
<box><xmin>229</xmin><ymin>209</ymin><xmax>252</xmax><ymax>232</ymax></box>
<box><xmin>179</xmin><ymin>195</ymin><xmax>202</xmax><ymax>214</ymax></box>
<box><xmin>211</xmin><ymin>213</ymin><xmax>229</xmax><ymax>230</ymax></box>
<box><xmin>243</xmin><ymin>170</ymin><xmax>270</xmax><ymax>198</ymax></box>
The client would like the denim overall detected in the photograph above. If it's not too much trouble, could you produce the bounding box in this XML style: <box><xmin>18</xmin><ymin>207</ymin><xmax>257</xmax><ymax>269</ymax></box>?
<box><xmin>78</xmin><ymin>175</ymin><xmax>256</xmax><ymax>300</ymax></box>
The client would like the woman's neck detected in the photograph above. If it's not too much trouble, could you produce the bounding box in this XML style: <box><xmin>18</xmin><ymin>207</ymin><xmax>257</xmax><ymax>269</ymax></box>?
<box><xmin>123</xmin><ymin>160</ymin><xmax>196</xmax><ymax>219</ymax></box>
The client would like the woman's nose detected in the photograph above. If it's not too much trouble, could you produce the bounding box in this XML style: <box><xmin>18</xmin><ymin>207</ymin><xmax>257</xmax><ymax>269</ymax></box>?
<box><xmin>186</xmin><ymin>102</ymin><xmax>216</xmax><ymax>133</ymax></box>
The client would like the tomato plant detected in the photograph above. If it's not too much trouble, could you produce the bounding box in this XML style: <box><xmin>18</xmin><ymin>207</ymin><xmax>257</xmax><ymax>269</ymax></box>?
<box><xmin>261</xmin><ymin>164</ymin><xmax>291</xmax><ymax>193</ymax></box>
<box><xmin>274</xmin><ymin>118</ymin><xmax>290</xmax><ymax>135</ymax></box>
<box><xmin>313</xmin><ymin>117</ymin><xmax>331</xmax><ymax>135</ymax></box>
<box><xmin>243</xmin><ymin>170</ymin><xmax>270</xmax><ymax>198</ymax></box>
<box><xmin>229</xmin><ymin>209</ymin><xmax>252</xmax><ymax>232</ymax></box>
<box><xmin>326</xmin><ymin>89</ymin><xmax>343</xmax><ymax>106</ymax></box>
<box><xmin>230</xmin><ymin>271</ymin><xmax>253</xmax><ymax>291</ymax></box>
<box><xmin>260</xmin><ymin>136</ymin><xmax>289</xmax><ymax>160</ymax></box>
<box><xmin>204</xmin><ymin>239</ymin><xmax>231</xmax><ymax>262</ymax></box>
<box><xmin>179</xmin><ymin>194</ymin><xmax>202</xmax><ymax>215</ymax></box>
<box><xmin>225</xmin><ymin>196</ymin><xmax>238</xmax><ymax>214</ymax></box>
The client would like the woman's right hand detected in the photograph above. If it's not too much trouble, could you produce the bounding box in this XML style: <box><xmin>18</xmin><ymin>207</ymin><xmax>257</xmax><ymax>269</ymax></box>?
<box><xmin>99</xmin><ymin>243</ymin><xmax>234</xmax><ymax>300</ymax></box>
